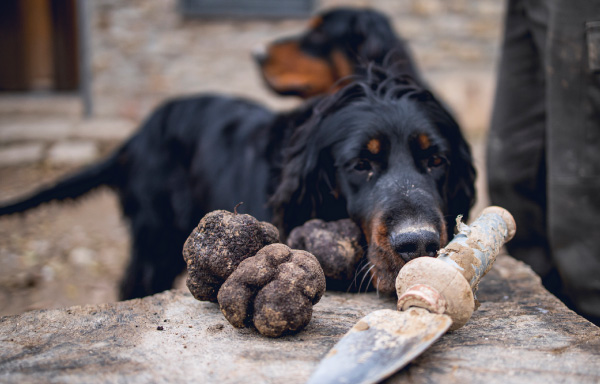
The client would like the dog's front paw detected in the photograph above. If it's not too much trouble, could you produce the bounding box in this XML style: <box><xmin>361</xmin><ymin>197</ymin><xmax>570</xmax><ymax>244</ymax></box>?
<box><xmin>183</xmin><ymin>210</ymin><xmax>279</xmax><ymax>302</ymax></box>
<box><xmin>218</xmin><ymin>243</ymin><xmax>326</xmax><ymax>337</ymax></box>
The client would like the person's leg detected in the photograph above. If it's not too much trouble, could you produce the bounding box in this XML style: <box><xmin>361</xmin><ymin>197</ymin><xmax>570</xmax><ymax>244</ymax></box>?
<box><xmin>546</xmin><ymin>0</ymin><xmax>600</xmax><ymax>325</ymax></box>
<box><xmin>487</xmin><ymin>0</ymin><xmax>552</xmax><ymax>278</ymax></box>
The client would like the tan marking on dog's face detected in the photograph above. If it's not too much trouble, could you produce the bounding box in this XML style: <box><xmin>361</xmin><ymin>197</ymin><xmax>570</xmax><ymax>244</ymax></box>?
<box><xmin>260</xmin><ymin>40</ymin><xmax>336</xmax><ymax>98</ymax></box>
<box><xmin>308</xmin><ymin>16</ymin><xmax>323</xmax><ymax>29</ymax></box>
<box><xmin>367</xmin><ymin>139</ymin><xmax>381</xmax><ymax>155</ymax></box>
<box><xmin>330</xmin><ymin>50</ymin><xmax>354</xmax><ymax>79</ymax></box>
<box><xmin>417</xmin><ymin>133</ymin><xmax>431</xmax><ymax>150</ymax></box>
<box><xmin>372</xmin><ymin>217</ymin><xmax>388</xmax><ymax>249</ymax></box>
<box><xmin>439</xmin><ymin>217</ymin><xmax>449</xmax><ymax>247</ymax></box>
<box><xmin>361</xmin><ymin>214</ymin><xmax>402</xmax><ymax>293</ymax></box>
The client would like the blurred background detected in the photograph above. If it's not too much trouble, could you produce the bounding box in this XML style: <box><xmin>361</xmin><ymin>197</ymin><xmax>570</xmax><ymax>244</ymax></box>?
<box><xmin>0</xmin><ymin>0</ymin><xmax>503</xmax><ymax>316</ymax></box>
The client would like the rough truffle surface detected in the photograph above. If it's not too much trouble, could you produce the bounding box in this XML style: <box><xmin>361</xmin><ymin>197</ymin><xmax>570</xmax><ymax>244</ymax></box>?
<box><xmin>183</xmin><ymin>210</ymin><xmax>280</xmax><ymax>302</ymax></box>
<box><xmin>287</xmin><ymin>219</ymin><xmax>364</xmax><ymax>283</ymax></box>
<box><xmin>218</xmin><ymin>243</ymin><xmax>326</xmax><ymax>337</ymax></box>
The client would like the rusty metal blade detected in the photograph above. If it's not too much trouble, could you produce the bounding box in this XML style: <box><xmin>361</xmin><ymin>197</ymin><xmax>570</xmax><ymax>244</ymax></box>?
<box><xmin>306</xmin><ymin>308</ymin><xmax>451</xmax><ymax>384</ymax></box>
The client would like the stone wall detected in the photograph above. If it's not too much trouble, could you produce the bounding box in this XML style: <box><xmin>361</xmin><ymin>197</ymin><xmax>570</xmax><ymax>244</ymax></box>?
<box><xmin>90</xmin><ymin>0</ymin><xmax>505</xmax><ymax>135</ymax></box>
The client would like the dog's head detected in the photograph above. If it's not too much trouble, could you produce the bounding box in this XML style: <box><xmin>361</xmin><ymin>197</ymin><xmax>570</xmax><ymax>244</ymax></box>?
<box><xmin>254</xmin><ymin>7</ymin><xmax>416</xmax><ymax>98</ymax></box>
<box><xmin>271</xmin><ymin>66</ymin><xmax>476</xmax><ymax>294</ymax></box>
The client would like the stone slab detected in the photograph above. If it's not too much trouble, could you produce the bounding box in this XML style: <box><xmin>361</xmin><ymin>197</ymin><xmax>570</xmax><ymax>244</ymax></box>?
<box><xmin>1</xmin><ymin>255</ymin><xmax>599</xmax><ymax>384</ymax></box>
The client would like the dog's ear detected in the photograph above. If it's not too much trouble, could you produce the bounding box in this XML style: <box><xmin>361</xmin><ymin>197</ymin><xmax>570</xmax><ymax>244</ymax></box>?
<box><xmin>439</xmin><ymin>108</ymin><xmax>477</xmax><ymax>225</ymax></box>
<box><xmin>448</xmin><ymin>132</ymin><xmax>476</xmax><ymax>223</ymax></box>
<box><xmin>346</xmin><ymin>10</ymin><xmax>421</xmax><ymax>82</ymax></box>
<box><xmin>270</xmin><ymin>116</ymin><xmax>345</xmax><ymax>237</ymax></box>
<box><xmin>349</xmin><ymin>10</ymin><xmax>399</xmax><ymax>64</ymax></box>
<box><xmin>270</xmin><ymin>82</ymin><xmax>374</xmax><ymax>236</ymax></box>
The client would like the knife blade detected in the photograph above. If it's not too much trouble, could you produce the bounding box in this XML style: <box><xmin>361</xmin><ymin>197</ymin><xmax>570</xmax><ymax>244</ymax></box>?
<box><xmin>307</xmin><ymin>308</ymin><xmax>451</xmax><ymax>384</ymax></box>
<box><xmin>306</xmin><ymin>206</ymin><xmax>516</xmax><ymax>384</ymax></box>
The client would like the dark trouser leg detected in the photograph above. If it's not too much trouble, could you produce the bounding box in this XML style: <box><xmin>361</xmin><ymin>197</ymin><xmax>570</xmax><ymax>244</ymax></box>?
<box><xmin>546</xmin><ymin>0</ymin><xmax>600</xmax><ymax>324</ymax></box>
<box><xmin>487</xmin><ymin>0</ymin><xmax>553</xmax><ymax>278</ymax></box>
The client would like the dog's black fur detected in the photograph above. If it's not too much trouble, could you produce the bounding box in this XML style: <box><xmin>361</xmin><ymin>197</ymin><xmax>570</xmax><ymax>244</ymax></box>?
<box><xmin>0</xmin><ymin>63</ymin><xmax>475</xmax><ymax>299</ymax></box>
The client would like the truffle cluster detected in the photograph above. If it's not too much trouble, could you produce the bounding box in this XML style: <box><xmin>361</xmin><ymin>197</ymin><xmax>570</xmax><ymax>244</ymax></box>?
<box><xmin>183</xmin><ymin>210</ymin><xmax>327</xmax><ymax>337</ymax></box>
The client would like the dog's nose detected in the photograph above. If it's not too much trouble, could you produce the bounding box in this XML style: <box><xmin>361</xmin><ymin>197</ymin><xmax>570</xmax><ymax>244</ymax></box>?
<box><xmin>390</xmin><ymin>229</ymin><xmax>440</xmax><ymax>263</ymax></box>
<box><xmin>252</xmin><ymin>44</ymin><xmax>268</xmax><ymax>64</ymax></box>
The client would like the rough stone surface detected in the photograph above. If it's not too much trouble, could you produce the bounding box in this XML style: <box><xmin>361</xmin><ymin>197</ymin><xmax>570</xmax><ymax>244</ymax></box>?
<box><xmin>1</xmin><ymin>255</ymin><xmax>598</xmax><ymax>384</ymax></box>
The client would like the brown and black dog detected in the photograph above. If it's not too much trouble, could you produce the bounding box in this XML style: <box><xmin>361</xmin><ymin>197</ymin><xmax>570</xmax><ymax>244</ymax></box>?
<box><xmin>0</xmin><ymin>9</ymin><xmax>474</xmax><ymax>300</ymax></box>
<box><xmin>254</xmin><ymin>7</ymin><xmax>421</xmax><ymax>98</ymax></box>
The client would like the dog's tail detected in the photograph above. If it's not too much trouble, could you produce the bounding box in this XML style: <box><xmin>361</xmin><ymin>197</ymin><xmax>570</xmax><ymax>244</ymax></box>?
<box><xmin>0</xmin><ymin>148</ymin><xmax>125</xmax><ymax>216</ymax></box>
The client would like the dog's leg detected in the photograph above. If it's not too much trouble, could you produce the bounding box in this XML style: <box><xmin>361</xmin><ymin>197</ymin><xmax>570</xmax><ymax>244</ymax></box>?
<box><xmin>119</xmin><ymin>220</ymin><xmax>186</xmax><ymax>300</ymax></box>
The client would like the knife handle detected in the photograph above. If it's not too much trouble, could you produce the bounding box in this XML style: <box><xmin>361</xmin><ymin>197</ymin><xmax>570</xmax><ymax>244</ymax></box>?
<box><xmin>396</xmin><ymin>206</ymin><xmax>515</xmax><ymax>330</ymax></box>
<box><xmin>437</xmin><ymin>206</ymin><xmax>516</xmax><ymax>291</ymax></box>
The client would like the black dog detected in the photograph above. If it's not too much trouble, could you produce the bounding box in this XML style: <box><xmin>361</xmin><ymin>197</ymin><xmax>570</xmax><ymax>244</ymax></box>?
<box><xmin>271</xmin><ymin>66</ymin><xmax>475</xmax><ymax>292</ymax></box>
<box><xmin>255</xmin><ymin>7</ymin><xmax>421</xmax><ymax>98</ymax></box>
<box><xmin>0</xmin><ymin>63</ymin><xmax>474</xmax><ymax>298</ymax></box>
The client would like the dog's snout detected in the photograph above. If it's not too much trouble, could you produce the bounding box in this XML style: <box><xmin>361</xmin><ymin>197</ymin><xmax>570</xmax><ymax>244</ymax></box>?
<box><xmin>252</xmin><ymin>44</ymin><xmax>268</xmax><ymax>64</ymax></box>
<box><xmin>390</xmin><ymin>229</ymin><xmax>440</xmax><ymax>262</ymax></box>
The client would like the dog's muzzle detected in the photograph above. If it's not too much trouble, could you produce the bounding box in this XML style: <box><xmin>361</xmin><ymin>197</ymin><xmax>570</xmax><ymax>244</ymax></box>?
<box><xmin>389</xmin><ymin>225</ymin><xmax>440</xmax><ymax>263</ymax></box>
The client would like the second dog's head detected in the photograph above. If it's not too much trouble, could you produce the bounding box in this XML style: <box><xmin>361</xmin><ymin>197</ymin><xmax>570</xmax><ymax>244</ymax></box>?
<box><xmin>271</xmin><ymin>66</ymin><xmax>475</xmax><ymax>293</ymax></box>
<box><xmin>254</xmin><ymin>7</ymin><xmax>417</xmax><ymax>98</ymax></box>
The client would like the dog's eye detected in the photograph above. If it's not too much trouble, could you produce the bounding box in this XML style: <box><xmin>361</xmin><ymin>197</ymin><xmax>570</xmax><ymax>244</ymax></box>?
<box><xmin>428</xmin><ymin>155</ymin><xmax>446</xmax><ymax>168</ymax></box>
<box><xmin>353</xmin><ymin>159</ymin><xmax>372</xmax><ymax>172</ymax></box>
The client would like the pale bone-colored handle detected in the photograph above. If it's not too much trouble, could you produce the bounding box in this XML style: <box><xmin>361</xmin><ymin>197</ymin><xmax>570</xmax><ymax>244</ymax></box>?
<box><xmin>396</xmin><ymin>206</ymin><xmax>516</xmax><ymax>330</ymax></box>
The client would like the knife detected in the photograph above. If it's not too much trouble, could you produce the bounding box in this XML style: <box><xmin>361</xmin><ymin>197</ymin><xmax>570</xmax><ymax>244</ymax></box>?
<box><xmin>306</xmin><ymin>206</ymin><xmax>516</xmax><ymax>384</ymax></box>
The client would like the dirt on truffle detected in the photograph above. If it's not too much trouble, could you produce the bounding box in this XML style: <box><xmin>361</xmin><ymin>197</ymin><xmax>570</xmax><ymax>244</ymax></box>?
<box><xmin>218</xmin><ymin>243</ymin><xmax>326</xmax><ymax>337</ymax></box>
<box><xmin>182</xmin><ymin>210</ymin><xmax>279</xmax><ymax>302</ymax></box>
<box><xmin>287</xmin><ymin>219</ymin><xmax>364</xmax><ymax>288</ymax></box>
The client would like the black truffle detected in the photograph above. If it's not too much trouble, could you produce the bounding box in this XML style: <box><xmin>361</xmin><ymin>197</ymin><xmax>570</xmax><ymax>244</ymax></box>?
<box><xmin>287</xmin><ymin>219</ymin><xmax>364</xmax><ymax>283</ymax></box>
<box><xmin>217</xmin><ymin>243</ymin><xmax>326</xmax><ymax>337</ymax></box>
<box><xmin>183</xmin><ymin>210</ymin><xmax>279</xmax><ymax>302</ymax></box>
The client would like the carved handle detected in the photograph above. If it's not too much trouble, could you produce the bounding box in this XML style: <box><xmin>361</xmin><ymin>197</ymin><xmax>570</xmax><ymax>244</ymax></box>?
<box><xmin>437</xmin><ymin>206</ymin><xmax>516</xmax><ymax>291</ymax></box>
